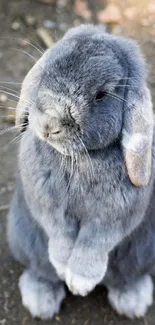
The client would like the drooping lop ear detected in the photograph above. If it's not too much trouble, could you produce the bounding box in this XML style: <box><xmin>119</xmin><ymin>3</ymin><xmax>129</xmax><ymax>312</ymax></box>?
<box><xmin>122</xmin><ymin>86</ymin><xmax>154</xmax><ymax>187</ymax></box>
<box><xmin>16</xmin><ymin>50</ymin><xmax>50</xmax><ymax>132</ymax></box>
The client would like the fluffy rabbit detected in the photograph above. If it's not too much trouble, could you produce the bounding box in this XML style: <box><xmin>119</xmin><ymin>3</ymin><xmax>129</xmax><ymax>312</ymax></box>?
<box><xmin>8</xmin><ymin>25</ymin><xmax>155</xmax><ymax>320</ymax></box>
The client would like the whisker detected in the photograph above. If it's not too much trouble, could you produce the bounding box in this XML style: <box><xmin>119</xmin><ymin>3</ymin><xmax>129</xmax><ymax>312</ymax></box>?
<box><xmin>0</xmin><ymin>124</ymin><xmax>25</xmax><ymax>136</ymax></box>
<box><xmin>77</xmin><ymin>135</ymin><xmax>94</xmax><ymax>184</ymax></box>
<box><xmin>0</xmin><ymin>90</ymin><xmax>34</xmax><ymax>106</ymax></box>
<box><xmin>116</xmin><ymin>84</ymin><xmax>139</xmax><ymax>89</ymax></box>
<box><xmin>0</xmin><ymin>106</ymin><xmax>16</xmax><ymax>109</ymax></box>
<box><xmin>113</xmin><ymin>77</ymin><xmax>137</xmax><ymax>81</ymax></box>
<box><xmin>0</xmin><ymin>90</ymin><xmax>20</xmax><ymax>100</ymax></box>
<box><xmin>2</xmin><ymin>106</ymin><xmax>30</xmax><ymax>112</ymax></box>
<box><xmin>2</xmin><ymin>133</ymin><xmax>22</xmax><ymax>151</ymax></box>
<box><xmin>18</xmin><ymin>40</ymin><xmax>43</xmax><ymax>55</ymax></box>
<box><xmin>0</xmin><ymin>36</ymin><xmax>44</xmax><ymax>55</ymax></box>
<box><xmin>83</xmin><ymin>151</ymin><xmax>93</xmax><ymax>185</ymax></box>
<box><xmin>0</xmin><ymin>86</ymin><xmax>21</xmax><ymax>95</ymax></box>
<box><xmin>74</xmin><ymin>151</ymin><xmax>80</xmax><ymax>193</ymax></box>
<box><xmin>0</xmin><ymin>114</ymin><xmax>15</xmax><ymax>118</ymax></box>
<box><xmin>0</xmin><ymin>81</ymin><xmax>22</xmax><ymax>85</ymax></box>
<box><xmin>60</xmin><ymin>150</ymin><xmax>75</xmax><ymax>202</ymax></box>
<box><xmin>68</xmin><ymin>149</ymin><xmax>74</xmax><ymax>190</ymax></box>
<box><xmin>1</xmin><ymin>98</ymin><xmax>18</xmax><ymax>105</ymax></box>
<box><xmin>0</xmin><ymin>126</ymin><xmax>16</xmax><ymax>136</ymax></box>
<box><xmin>4</xmin><ymin>106</ymin><xmax>16</xmax><ymax>109</ymax></box>
<box><xmin>105</xmin><ymin>91</ymin><xmax>127</xmax><ymax>103</ymax></box>
<box><xmin>18</xmin><ymin>33</ymin><xmax>45</xmax><ymax>53</ymax></box>
<box><xmin>57</xmin><ymin>153</ymin><xmax>66</xmax><ymax>185</ymax></box>
<box><xmin>12</xmin><ymin>48</ymin><xmax>38</xmax><ymax>62</ymax></box>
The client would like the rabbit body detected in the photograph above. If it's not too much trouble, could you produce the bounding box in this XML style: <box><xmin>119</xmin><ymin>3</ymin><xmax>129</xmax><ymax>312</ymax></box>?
<box><xmin>8</xmin><ymin>25</ymin><xmax>155</xmax><ymax>319</ymax></box>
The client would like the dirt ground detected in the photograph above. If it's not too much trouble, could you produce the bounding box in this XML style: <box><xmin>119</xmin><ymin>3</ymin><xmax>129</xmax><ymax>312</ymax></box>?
<box><xmin>0</xmin><ymin>1</ymin><xmax>155</xmax><ymax>324</ymax></box>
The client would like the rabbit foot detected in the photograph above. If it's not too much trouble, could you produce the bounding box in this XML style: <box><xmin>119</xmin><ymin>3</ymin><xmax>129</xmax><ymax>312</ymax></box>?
<box><xmin>66</xmin><ymin>268</ymin><xmax>102</xmax><ymax>296</ymax></box>
<box><xmin>108</xmin><ymin>275</ymin><xmax>153</xmax><ymax>319</ymax></box>
<box><xmin>19</xmin><ymin>270</ymin><xmax>65</xmax><ymax>320</ymax></box>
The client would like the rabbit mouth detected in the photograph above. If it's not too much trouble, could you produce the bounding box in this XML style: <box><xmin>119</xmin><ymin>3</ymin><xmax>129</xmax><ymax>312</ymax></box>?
<box><xmin>46</xmin><ymin>138</ymin><xmax>84</xmax><ymax>156</ymax></box>
<box><xmin>39</xmin><ymin>128</ymin><xmax>86</xmax><ymax>156</ymax></box>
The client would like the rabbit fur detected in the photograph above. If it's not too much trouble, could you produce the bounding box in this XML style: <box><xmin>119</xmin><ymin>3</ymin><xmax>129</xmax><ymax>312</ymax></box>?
<box><xmin>8</xmin><ymin>25</ymin><xmax>155</xmax><ymax>319</ymax></box>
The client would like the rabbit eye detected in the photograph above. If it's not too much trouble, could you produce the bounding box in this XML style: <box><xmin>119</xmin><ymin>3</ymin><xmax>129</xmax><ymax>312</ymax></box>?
<box><xmin>95</xmin><ymin>91</ymin><xmax>106</xmax><ymax>102</ymax></box>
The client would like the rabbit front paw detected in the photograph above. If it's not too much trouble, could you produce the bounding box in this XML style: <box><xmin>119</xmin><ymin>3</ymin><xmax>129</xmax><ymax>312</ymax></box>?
<box><xmin>48</xmin><ymin>238</ymin><xmax>73</xmax><ymax>280</ymax></box>
<box><xmin>66</xmin><ymin>268</ymin><xmax>103</xmax><ymax>296</ymax></box>
<box><xmin>65</xmin><ymin>252</ymin><xmax>108</xmax><ymax>296</ymax></box>
<box><xmin>48</xmin><ymin>247</ymin><xmax>67</xmax><ymax>280</ymax></box>
<box><xmin>50</xmin><ymin>257</ymin><xmax>66</xmax><ymax>280</ymax></box>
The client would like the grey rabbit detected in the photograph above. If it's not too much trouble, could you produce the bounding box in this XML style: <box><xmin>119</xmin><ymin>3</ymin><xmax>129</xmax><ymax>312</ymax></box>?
<box><xmin>8</xmin><ymin>24</ymin><xmax>155</xmax><ymax>320</ymax></box>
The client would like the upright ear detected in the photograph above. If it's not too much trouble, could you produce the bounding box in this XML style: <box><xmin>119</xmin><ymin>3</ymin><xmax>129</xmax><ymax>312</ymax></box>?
<box><xmin>122</xmin><ymin>86</ymin><xmax>154</xmax><ymax>186</ymax></box>
<box><xmin>16</xmin><ymin>50</ymin><xmax>50</xmax><ymax>132</ymax></box>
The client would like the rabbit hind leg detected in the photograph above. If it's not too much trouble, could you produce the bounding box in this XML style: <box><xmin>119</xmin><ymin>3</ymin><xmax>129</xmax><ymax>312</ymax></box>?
<box><xmin>7</xmin><ymin>191</ymin><xmax>66</xmax><ymax>320</ymax></box>
<box><xmin>107</xmin><ymin>274</ymin><xmax>153</xmax><ymax>319</ymax></box>
<box><xmin>19</xmin><ymin>269</ymin><xmax>65</xmax><ymax>320</ymax></box>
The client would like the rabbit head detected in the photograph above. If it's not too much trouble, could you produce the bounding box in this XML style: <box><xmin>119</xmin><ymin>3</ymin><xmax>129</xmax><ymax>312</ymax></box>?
<box><xmin>16</xmin><ymin>25</ymin><xmax>154</xmax><ymax>187</ymax></box>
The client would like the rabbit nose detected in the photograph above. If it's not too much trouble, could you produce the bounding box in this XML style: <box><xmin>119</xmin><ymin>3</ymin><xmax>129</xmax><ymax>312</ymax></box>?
<box><xmin>44</xmin><ymin>119</ymin><xmax>62</xmax><ymax>138</ymax></box>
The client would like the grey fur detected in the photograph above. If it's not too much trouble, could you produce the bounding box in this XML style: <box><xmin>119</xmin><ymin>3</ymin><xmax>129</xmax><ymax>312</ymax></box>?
<box><xmin>8</xmin><ymin>25</ymin><xmax>155</xmax><ymax>319</ymax></box>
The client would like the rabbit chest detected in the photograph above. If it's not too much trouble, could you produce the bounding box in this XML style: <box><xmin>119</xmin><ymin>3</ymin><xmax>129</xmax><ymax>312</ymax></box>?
<box><xmin>19</xmin><ymin>131</ymin><xmax>147</xmax><ymax>226</ymax></box>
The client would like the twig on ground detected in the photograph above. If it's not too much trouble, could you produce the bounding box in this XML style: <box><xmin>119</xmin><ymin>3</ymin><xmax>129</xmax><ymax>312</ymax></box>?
<box><xmin>36</xmin><ymin>28</ymin><xmax>54</xmax><ymax>48</ymax></box>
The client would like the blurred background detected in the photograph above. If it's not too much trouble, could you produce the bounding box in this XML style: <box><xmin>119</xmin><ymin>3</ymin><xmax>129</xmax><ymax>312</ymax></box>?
<box><xmin>0</xmin><ymin>1</ymin><xmax>155</xmax><ymax>325</ymax></box>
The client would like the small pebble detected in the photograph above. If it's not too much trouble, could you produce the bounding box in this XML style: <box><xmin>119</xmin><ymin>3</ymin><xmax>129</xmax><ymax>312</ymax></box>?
<box><xmin>57</xmin><ymin>0</ymin><xmax>68</xmax><ymax>8</ymax></box>
<box><xmin>124</xmin><ymin>7</ymin><xmax>137</xmax><ymax>20</ymax></box>
<box><xmin>4</xmin><ymin>291</ymin><xmax>9</xmax><ymax>299</ymax></box>
<box><xmin>9</xmin><ymin>269</ymin><xmax>14</xmax><ymax>274</ymax></box>
<box><xmin>0</xmin><ymin>187</ymin><xmax>6</xmax><ymax>195</ymax></box>
<box><xmin>38</xmin><ymin>0</ymin><xmax>56</xmax><ymax>3</ymax></box>
<box><xmin>0</xmin><ymin>94</ymin><xmax>8</xmax><ymax>103</ymax></box>
<box><xmin>84</xmin><ymin>321</ymin><xmax>89</xmax><ymax>325</ymax></box>
<box><xmin>25</xmin><ymin>15</ymin><xmax>36</xmax><ymax>27</ymax></box>
<box><xmin>59</xmin><ymin>22</ymin><xmax>68</xmax><ymax>32</ymax></box>
<box><xmin>11</xmin><ymin>21</ymin><xmax>21</xmax><ymax>31</ymax></box>
<box><xmin>97</xmin><ymin>4</ymin><xmax>122</xmax><ymax>24</ymax></box>
<box><xmin>74</xmin><ymin>0</ymin><xmax>92</xmax><ymax>20</ymax></box>
<box><xmin>0</xmin><ymin>205</ymin><xmax>9</xmax><ymax>212</ymax></box>
<box><xmin>141</xmin><ymin>18</ymin><xmax>151</xmax><ymax>27</ymax></box>
<box><xmin>43</xmin><ymin>20</ymin><xmax>56</xmax><ymax>29</ymax></box>
<box><xmin>0</xmin><ymin>320</ymin><xmax>6</xmax><ymax>325</ymax></box>
<box><xmin>150</xmin><ymin>28</ymin><xmax>155</xmax><ymax>36</ymax></box>
<box><xmin>148</xmin><ymin>3</ymin><xmax>155</xmax><ymax>14</ymax></box>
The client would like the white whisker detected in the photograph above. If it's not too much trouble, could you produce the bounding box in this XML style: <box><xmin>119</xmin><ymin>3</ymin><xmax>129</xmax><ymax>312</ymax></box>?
<box><xmin>0</xmin><ymin>114</ymin><xmax>15</xmax><ymax>118</ymax></box>
<box><xmin>2</xmin><ymin>133</ymin><xmax>22</xmax><ymax>151</ymax></box>
<box><xmin>18</xmin><ymin>33</ymin><xmax>45</xmax><ymax>53</ymax></box>
<box><xmin>77</xmin><ymin>135</ymin><xmax>94</xmax><ymax>184</ymax></box>
<box><xmin>0</xmin><ymin>86</ymin><xmax>21</xmax><ymax>95</ymax></box>
<box><xmin>0</xmin><ymin>124</ymin><xmax>25</xmax><ymax>136</ymax></box>
<box><xmin>0</xmin><ymin>36</ymin><xmax>44</xmax><ymax>55</ymax></box>
<box><xmin>0</xmin><ymin>81</ymin><xmax>22</xmax><ymax>85</ymax></box>
<box><xmin>105</xmin><ymin>92</ymin><xmax>127</xmax><ymax>104</ymax></box>
<box><xmin>0</xmin><ymin>90</ymin><xmax>20</xmax><ymax>100</ymax></box>
<box><xmin>0</xmin><ymin>90</ymin><xmax>34</xmax><ymax>106</ymax></box>
<box><xmin>0</xmin><ymin>105</ymin><xmax>15</xmax><ymax>109</ymax></box>
<box><xmin>12</xmin><ymin>48</ymin><xmax>38</xmax><ymax>62</ymax></box>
